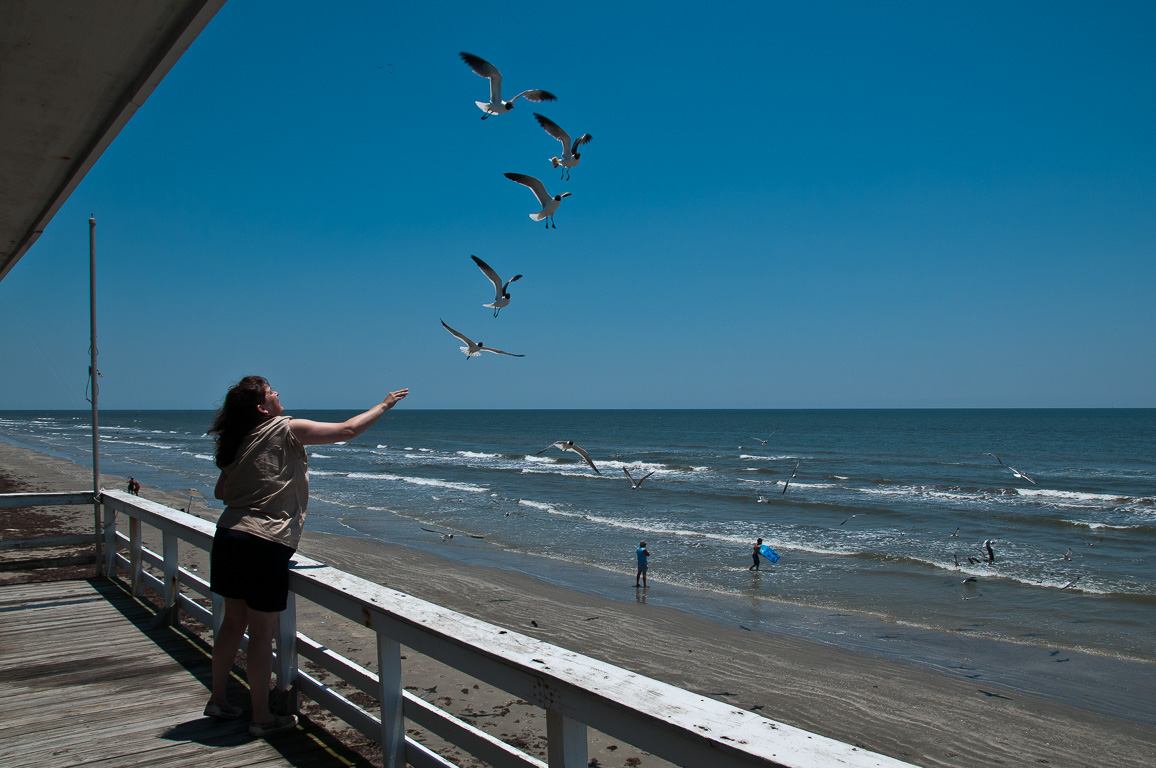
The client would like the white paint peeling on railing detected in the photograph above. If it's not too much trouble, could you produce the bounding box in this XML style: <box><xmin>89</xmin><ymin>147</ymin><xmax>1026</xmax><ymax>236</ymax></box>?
<box><xmin>9</xmin><ymin>489</ymin><xmax>916</xmax><ymax>768</ymax></box>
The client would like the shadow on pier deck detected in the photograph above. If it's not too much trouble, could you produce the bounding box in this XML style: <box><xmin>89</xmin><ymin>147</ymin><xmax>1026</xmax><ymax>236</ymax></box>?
<box><xmin>0</xmin><ymin>578</ymin><xmax>372</xmax><ymax>768</ymax></box>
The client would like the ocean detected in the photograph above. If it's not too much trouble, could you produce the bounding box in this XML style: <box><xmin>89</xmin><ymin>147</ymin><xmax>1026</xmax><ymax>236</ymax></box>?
<box><xmin>2</xmin><ymin>408</ymin><xmax>1154</xmax><ymax>719</ymax></box>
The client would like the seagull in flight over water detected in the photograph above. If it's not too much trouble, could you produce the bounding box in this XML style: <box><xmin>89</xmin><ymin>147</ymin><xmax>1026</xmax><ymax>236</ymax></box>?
<box><xmin>781</xmin><ymin>460</ymin><xmax>802</xmax><ymax>494</ymax></box>
<box><xmin>504</xmin><ymin>173</ymin><xmax>571</xmax><ymax>228</ymax></box>
<box><xmin>459</xmin><ymin>52</ymin><xmax>556</xmax><ymax>119</ymax></box>
<box><xmin>440</xmin><ymin>319</ymin><xmax>525</xmax><ymax>359</ymax></box>
<box><xmin>533</xmin><ymin>113</ymin><xmax>592</xmax><ymax>180</ymax></box>
<box><xmin>471</xmin><ymin>255</ymin><xmax>522</xmax><ymax>317</ymax></box>
<box><xmin>623</xmin><ymin>467</ymin><xmax>655</xmax><ymax>489</ymax></box>
<box><xmin>537</xmin><ymin>441</ymin><xmax>600</xmax><ymax>474</ymax></box>
<box><xmin>983</xmin><ymin>453</ymin><xmax>1037</xmax><ymax>485</ymax></box>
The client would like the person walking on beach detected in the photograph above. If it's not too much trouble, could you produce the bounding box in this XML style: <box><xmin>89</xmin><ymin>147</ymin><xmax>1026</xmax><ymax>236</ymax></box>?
<box><xmin>636</xmin><ymin>541</ymin><xmax>650</xmax><ymax>588</ymax></box>
<box><xmin>750</xmin><ymin>537</ymin><xmax>763</xmax><ymax>571</ymax></box>
<box><xmin>204</xmin><ymin>375</ymin><xmax>408</xmax><ymax>738</ymax></box>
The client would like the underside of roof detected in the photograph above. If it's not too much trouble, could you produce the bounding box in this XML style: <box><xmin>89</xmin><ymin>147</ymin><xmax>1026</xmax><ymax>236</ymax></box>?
<box><xmin>0</xmin><ymin>0</ymin><xmax>226</xmax><ymax>282</ymax></box>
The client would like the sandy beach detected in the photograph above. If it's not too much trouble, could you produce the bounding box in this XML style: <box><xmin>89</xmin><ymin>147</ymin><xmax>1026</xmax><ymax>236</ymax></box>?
<box><xmin>2</xmin><ymin>439</ymin><xmax>1153</xmax><ymax>768</ymax></box>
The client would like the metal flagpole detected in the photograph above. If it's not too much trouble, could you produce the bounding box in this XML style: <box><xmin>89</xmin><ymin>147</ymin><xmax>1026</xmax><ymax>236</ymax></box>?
<box><xmin>89</xmin><ymin>215</ymin><xmax>102</xmax><ymax>573</ymax></box>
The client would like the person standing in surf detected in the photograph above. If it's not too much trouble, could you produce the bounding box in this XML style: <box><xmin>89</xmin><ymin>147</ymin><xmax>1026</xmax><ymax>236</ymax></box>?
<box><xmin>203</xmin><ymin>375</ymin><xmax>408</xmax><ymax>737</ymax></box>
<box><xmin>636</xmin><ymin>541</ymin><xmax>650</xmax><ymax>588</ymax></box>
<box><xmin>749</xmin><ymin>537</ymin><xmax>763</xmax><ymax>571</ymax></box>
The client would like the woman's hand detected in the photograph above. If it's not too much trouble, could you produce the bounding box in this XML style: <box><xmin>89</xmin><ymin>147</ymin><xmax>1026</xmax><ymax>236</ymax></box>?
<box><xmin>382</xmin><ymin>389</ymin><xmax>409</xmax><ymax>410</ymax></box>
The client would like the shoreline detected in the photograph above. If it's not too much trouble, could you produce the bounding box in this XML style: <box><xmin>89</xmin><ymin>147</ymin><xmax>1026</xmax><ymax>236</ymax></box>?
<box><xmin>3</xmin><ymin>439</ymin><xmax>1155</xmax><ymax>767</ymax></box>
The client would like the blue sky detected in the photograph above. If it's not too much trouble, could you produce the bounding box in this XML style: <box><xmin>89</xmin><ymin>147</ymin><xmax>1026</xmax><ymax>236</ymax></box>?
<box><xmin>2</xmin><ymin>1</ymin><xmax>1153</xmax><ymax>410</ymax></box>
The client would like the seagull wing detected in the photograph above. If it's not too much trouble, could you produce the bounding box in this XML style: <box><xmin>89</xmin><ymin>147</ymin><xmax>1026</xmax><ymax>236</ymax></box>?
<box><xmin>623</xmin><ymin>467</ymin><xmax>634</xmax><ymax>483</ymax></box>
<box><xmin>440</xmin><ymin>319</ymin><xmax>473</xmax><ymax>346</ymax></box>
<box><xmin>513</xmin><ymin>89</ymin><xmax>556</xmax><ymax>104</ymax></box>
<box><xmin>534</xmin><ymin>113</ymin><xmax>571</xmax><ymax>149</ymax></box>
<box><xmin>639</xmin><ymin>471</ymin><xmax>655</xmax><ymax>485</ymax></box>
<box><xmin>471</xmin><ymin>255</ymin><xmax>504</xmax><ymax>298</ymax></box>
<box><xmin>504</xmin><ymin>173</ymin><xmax>551</xmax><ymax>207</ymax></box>
<box><xmin>983</xmin><ymin>452</ymin><xmax>1003</xmax><ymax>466</ymax></box>
<box><xmin>459</xmin><ymin>52</ymin><xmax>502</xmax><ymax>102</ymax></box>
<box><xmin>479</xmin><ymin>345</ymin><xmax>525</xmax><ymax>357</ymax></box>
<box><xmin>569</xmin><ymin>443</ymin><xmax>600</xmax><ymax>474</ymax></box>
<box><xmin>781</xmin><ymin>460</ymin><xmax>801</xmax><ymax>494</ymax></box>
<box><xmin>503</xmin><ymin>274</ymin><xmax>523</xmax><ymax>292</ymax></box>
<box><xmin>537</xmin><ymin>442</ymin><xmax>564</xmax><ymax>455</ymax></box>
<box><xmin>572</xmin><ymin>133</ymin><xmax>593</xmax><ymax>152</ymax></box>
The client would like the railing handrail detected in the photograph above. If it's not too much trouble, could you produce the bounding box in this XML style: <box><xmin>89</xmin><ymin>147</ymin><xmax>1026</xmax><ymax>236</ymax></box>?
<box><xmin>9</xmin><ymin>489</ymin><xmax>914</xmax><ymax>768</ymax></box>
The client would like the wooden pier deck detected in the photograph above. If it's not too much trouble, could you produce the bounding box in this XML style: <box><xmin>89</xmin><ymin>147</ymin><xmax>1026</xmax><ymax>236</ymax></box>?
<box><xmin>0</xmin><ymin>578</ymin><xmax>372</xmax><ymax>768</ymax></box>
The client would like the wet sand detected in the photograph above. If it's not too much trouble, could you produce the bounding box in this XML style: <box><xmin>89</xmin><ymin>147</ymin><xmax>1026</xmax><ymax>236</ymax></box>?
<box><xmin>2</xmin><ymin>439</ymin><xmax>1154</xmax><ymax>768</ymax></box>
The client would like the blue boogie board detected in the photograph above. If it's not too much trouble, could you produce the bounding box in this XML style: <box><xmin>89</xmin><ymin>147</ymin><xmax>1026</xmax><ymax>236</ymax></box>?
<box><xmin>759</xmin><ymin>544</ymin><xmax>780</xmax><ymax>563</ymax></box>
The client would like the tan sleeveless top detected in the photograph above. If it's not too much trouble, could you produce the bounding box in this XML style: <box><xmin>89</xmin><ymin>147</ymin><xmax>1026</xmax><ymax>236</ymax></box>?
<box><xmin>216</xmin><ymin>415</ymin><xmax>309</xmax><ymax>550</ymax></box>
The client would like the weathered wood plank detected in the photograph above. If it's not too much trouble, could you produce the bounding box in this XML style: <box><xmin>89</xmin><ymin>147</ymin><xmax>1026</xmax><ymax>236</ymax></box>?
<box><xmin>0</xmin><ymin>579</ymin><xmax>371</xmax><ymax>768</ymax></box>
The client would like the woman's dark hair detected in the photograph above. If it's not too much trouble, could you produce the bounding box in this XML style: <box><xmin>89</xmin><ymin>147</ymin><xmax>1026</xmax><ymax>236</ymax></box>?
<box><xmin>208</xmin><ymin>375</ymin><xmax>270</xmax><ymax>468</ymax></box>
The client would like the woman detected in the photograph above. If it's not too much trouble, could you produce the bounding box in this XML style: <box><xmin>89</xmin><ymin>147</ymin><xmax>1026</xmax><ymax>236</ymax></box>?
<box><xmin>203</xmin><ymin>375</ymin><xmax>408</xmax><ymax>737</ymax></box>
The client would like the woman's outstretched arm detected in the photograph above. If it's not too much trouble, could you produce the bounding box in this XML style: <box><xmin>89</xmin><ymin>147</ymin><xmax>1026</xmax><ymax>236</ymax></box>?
<box><xmin>289</xmin><ymin>388</ymin><xmax>409</xmax><ymax>446</ymax></box>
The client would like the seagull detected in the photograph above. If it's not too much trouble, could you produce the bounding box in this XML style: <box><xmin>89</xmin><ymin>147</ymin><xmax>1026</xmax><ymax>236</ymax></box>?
<box><xmin>422</xmin><ymin>527</ymin><xmax>454</xmax><ymax>542</ymax></box>
<box><xmin>1007</xmin><ymin>465</ymin><xmax>1036</xmax><ymax>484</ymax></box>
<box><xmin>983</xmin><ymin>539</ymin><xmax>996</xmax><ymax>563</ymax></box>
<box><xmin>537</xmin><ymin>440</ymin><xmax>600</xmax><ymax>474</ymax></box>
<box><xmin>781</xmin><ymin>460</ymin><xmax>802</xmax><ymax>494</ymax></box>
<box><xmin>459</xmin><ymin>52</ymin><xmax>556</xmax><ymax>119</ymax></box>
<box><xmin>623</xmin><ymin>467</ymin><xmax>655</xmax><ymax>489</ymax></box>
<box><xmin>1061</xmin><ymin>548</ymin><xmax>1073</xmax><ymax>561</ymax></box>
<box><xmin>440</xmin><ymin>319</ymin><xmax>525</xmax><ymax>359</ymax></box>
<box><xmin>756</xmin><ymin>495</ymin><xmax>772</xmax><ymax>503</ymax></box>
<box><xmin>1060</xmin><ymin>576</ymin><xmax>1081</xmax><ymax>590</ymax></box>
<box><xmin>504</xmin><ymin>172</ymin><xmax>571</xmax><ymax>228</ymax></box>
<box><xmin>471</xmin><ymin>255</ymin><xmax>522</xmax><ymax>317</ymax></box>
<box><xmin>984</xmin><ymin>453</ymin><xmax>1036</xmax><ymax>484</ymax></box>
<box><xmin>839</xmin><ymin>513</ymin><xmax>868</xmax><ymax>526</ymax></box>
<box><xmin>533</xmin><ymin>113</ymin><xmax>592</xmax><ymax>180</ymax></box>
<box><xmin>751</xmin><ymin>428</ymin><xmax>779</xmax><ymax>445</ymax></box>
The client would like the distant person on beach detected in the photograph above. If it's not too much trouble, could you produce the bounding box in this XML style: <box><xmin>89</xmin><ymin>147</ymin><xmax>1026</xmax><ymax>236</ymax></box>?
<box><xmin>636</xmin><ymin>541</ymin><xmax>650</xmax><ymax>588</ymax></box>
<box><xmin>749</xmin><ymin>538</ymin><xmax>763</xmax><ymax>571</ymax></box>
<box><xmin>127</xmin><ymin>477</ymin><xmax>139</xmax><ymax>495</ymax></box>
<box><xmin>204</xmin><ymin>375</ymin><xmax>408</xmax><ymax>738</ymax></box>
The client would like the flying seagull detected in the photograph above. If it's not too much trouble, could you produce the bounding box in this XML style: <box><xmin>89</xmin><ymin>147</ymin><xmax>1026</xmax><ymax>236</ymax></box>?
<box><xmin>504</xmin><ymin>172</ymin><xmax>571</xmax><ymax>228</ymax></box>
<box><xmin>751</xmin><ymin>428</ymin><xmax>779</xmax><ymax>445</ymax></box>
<box><xmin>440</xmin><ymin>319</ymin><xmax>525</xmax><ymax>359</ymax></box>
<box><xmin>537</xmin><ymin>440</ymin><xmax>600</xmax><ymax>474</ymax></box>
<box><xmin>471</xmin><ymin>255</ymin><xmax>522</xmax><ymax>317</ymax></box>
<box><xmin>623</xmin><ymin>467</ymin><xmax>655</xmax><ymax>489</ymax></box>
<box><xmin>984</xmin><ymin>452</ymin><xmax>1036</xmax><ymax>484</ymax></box>
<box><xmin>533</xmin><ymin>113</ymin><xmax>592</xmax><ymax>180</ymax></box>
<box><xmin>459</xmin><ymin>52</ymin><xmax>556</xmax><ymax>119</ymax></box>
<box><xmin>982</xmin><ymin>539</ymin><xmax>996</xmax><ymax>563</ymax></box>
<box><xmin>781</xmin><ymin>458</ymin><xmax>799</xmax><ymax>495</ymax></box>
<box><xmin>422</xmin><ymin>527</ymin><xmax>454</xmax><ymax>542</ymax></box>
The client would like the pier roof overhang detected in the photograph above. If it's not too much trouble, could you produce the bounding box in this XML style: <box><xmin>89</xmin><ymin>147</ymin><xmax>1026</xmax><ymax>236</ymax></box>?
<box><xmin>0</xmin><ymin>0</ymin><xmax>226</xmax><ymax>283</ymax></box>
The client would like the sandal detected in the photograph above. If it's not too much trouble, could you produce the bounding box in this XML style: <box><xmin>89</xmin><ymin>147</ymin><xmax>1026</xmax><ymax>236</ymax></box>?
<box><xmin>248</xmin><ymin>714</ymin><xmax>298</xmax><ymax>738</ymax></box>
<box><xmin>203</xmin><ymin>700</ymin><xmax>243</xmax><ymax>720</ymax></box>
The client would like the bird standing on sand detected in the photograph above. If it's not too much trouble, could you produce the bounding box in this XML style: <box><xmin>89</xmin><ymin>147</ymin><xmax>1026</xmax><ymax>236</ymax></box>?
<box><xmin>504</xmin><ymin>172</ymin><xmax>571</xmax><ymax>228</ymax></box>
<box><xmin>533</xmin><ymin>113</ymin><xmax>592</xmax><ymax>180</ymax></box>
<box><xmin>623</xmin><ymin>467</ymin><xmax>655</xmax><ymax>489</ymax></box>
<box><xmin>440</xmin><ymin>319</ymin><xmax>525</xmax><ymax>359</ymax></box>
<box><xmin>459</xmin><ymin>52</ymin><xmax>556</xmax><ymax>119</ymax></box>
<box><xmin>537</xmin><ymin>441</ymin><xmax>600</xmax><ymax>474</ymax></box>
<box><xmin>471</xmin><ymin>255</ymin><xmax>522</xmax><ymax>317</ymax></box>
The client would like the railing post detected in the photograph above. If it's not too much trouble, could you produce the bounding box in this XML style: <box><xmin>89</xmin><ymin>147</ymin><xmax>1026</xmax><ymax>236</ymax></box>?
<box><xmin>546</xmin><ymin>709</ymin><xmax>588</xmax><ymax>768</ymax></box>
<box><xmin>377</xmin><ymin>632</ymin><xmax>405</xmax><ymax>768</ymax></box>
<box><xmin>102</xmin><ymin>502</ymin><xmax>116</xmax><ymax>577</ymax></box>
<box><xmin>275</xmin><ymin>591</ymin><xmax>299</xmax><ymax>714</ymax></box>
<box><xmin>161</xmin><ymin>530</ymin><xmax>179</xmax><ymax>625</ymax></box>
<box><xmin>129</xmin><ymin>515</ymin><xmax>143</xmax><ymax>596</ymax></box>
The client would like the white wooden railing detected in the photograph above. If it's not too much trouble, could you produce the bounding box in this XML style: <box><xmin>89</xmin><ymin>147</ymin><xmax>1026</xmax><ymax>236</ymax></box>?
<box><xmin>3</xmin><ymin>489</ymin><xmax>913</xmax><ymax>768</ymax></box>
